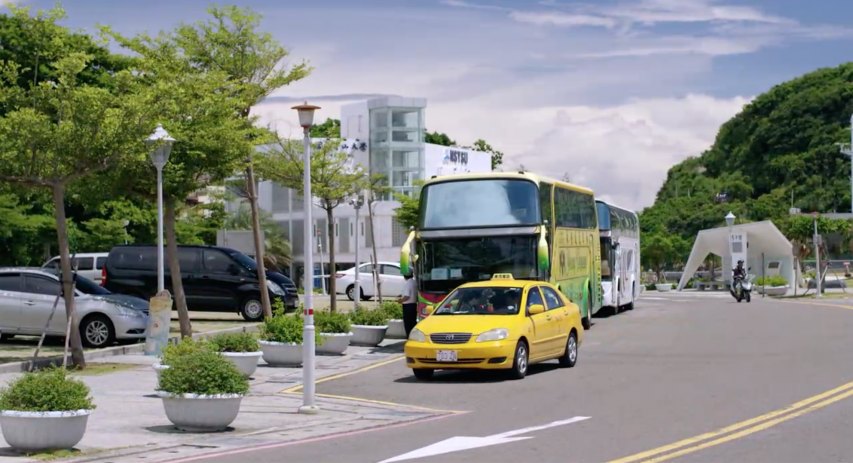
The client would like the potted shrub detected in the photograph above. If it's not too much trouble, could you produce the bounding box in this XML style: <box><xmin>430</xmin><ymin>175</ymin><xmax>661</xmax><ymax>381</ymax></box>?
<box><xmin>0</xmin><ymin>368</ymin><xmax>95</xmax><ymax>452</ymax></box>
<box><xmin>314</xmin><ymin>310</ymin><xmax>353</xmax><ymax>355</ymax></box>
<box><xmin>655</xmin><ymin>278</ymin><xmax>672</xmax><ymax>292</ymax></box>
<box><xmin>154</xmin><ymin>338</ymin><xmax>212</xmax><ymax>380</ymax></box>
<box><xmin>381</xmin><ymin>302</ymin><xmax>406</xmax><ymax>338</ymax></box>
<box><xmin>348</xmin><ymin>308</ymin><xmax>389</xmax><ymax>347</ymax></box>
<box><xmin>258</xmin><ymin>312</ymin><xmax>316</xmax><ymax>367</ymax></box>
<box><xmin>158</xmin><ymin>349</ymin><xmax>249</xmax><ymax>432</ymax></box>
<box><xmin>756</xmin><ymin>275</ymin><xmax>789</xmax><ymax>297</ymax></box>
<box><xmin>208</xmin><ymin>332</ymin><xmax>262</xmax><ymax>378</ymax></box>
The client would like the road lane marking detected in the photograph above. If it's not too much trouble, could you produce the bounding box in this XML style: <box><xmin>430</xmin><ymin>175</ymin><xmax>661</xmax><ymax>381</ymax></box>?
<box><xmin>280</xmin><ymin>355</ymin><xmax>405</xmax><ymax>393</ymax></box>
<box><xmin>379</xmin><ymin>416</ymin><xmax>591</xmax><ymax>463</ymax></box>
<box><xmin>609</xmin><ymin>380</ymin><xmax>853</xmax><ymax>463</ymax></box>
<box><xmin>312</xmin><ymin>392</ymin><xmax>466</xmax><ymax>414</ymax></box>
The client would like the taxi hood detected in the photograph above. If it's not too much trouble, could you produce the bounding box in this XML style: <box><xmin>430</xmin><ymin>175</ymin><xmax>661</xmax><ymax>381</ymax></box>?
<box><xmin>416</xmin><ymin>314</ymin><xmax>521</xmax><ymax>335</ymax></box>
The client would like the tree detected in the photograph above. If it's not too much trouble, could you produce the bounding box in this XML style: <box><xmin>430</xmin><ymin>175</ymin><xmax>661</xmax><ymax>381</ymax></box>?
<box><xmin>424</xmin><ymin>130</ymin><xmax>455</xmax><ymax>146</ymax></box>
<box><xmin>257</xmin><ymin>139</ymin><xmax>367</xmax><ymax>312</ymax></box>
<box><xmin>0</xmin><ymin>7</ymin><xmax>148</xmax><ymax>367</ymax></box>
<box><xmin>470</xmin><ymin>139</ymin><xmax>504</xmax><ymax>170</ymax></box>
<box><xmin>365</xmin><ymin>174</ymin><xmax>391</xmax><ymax>302</ymax></box>
<box><xmin>224</xmin><ymin>203</ymin><xmax>293</xmax><ymax>272</ymax></box>
<box><xmin>393</xmin><ymin>179</ymin><xmax>425</xmax><ymax>230</ymax></box>
<box><xmin>641</xmin><ymin>233</ymin><xmax>675</xmax><ymax>282</ymax></box>
<box><xmin>311</xmin><ymin>118</ymin><xmax>341</xmax><ymax>138</ymax></box>
<box><xmin>170</xmin><ymin>5</ymin><xmax>310</xmax><ymax>320</ymax></box>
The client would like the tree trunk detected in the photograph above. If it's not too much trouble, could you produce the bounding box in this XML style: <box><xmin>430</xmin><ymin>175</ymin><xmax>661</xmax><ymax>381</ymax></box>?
<box><xmin>52</xmin><ymin>184</ymin><xmax>86</xmax><ymax>368</ymax></box>
<box><xmin>367</xmin><ymin>196</ymin><xmax>382</xmax><ymax>302</ymax></box>
<box><xmin>326</xmin><ymin>207</ymin><xmax>337</xmax><ymax>312</ymax></box>
<box><xmin>246</xmin><ymin>161</ymin><xmax>272</xmax><ymax>319</ymax></box>
<box><xmin>165</xmin><ymin>200</ymin><xmax>192</xmax><ymax>338</ymax></box>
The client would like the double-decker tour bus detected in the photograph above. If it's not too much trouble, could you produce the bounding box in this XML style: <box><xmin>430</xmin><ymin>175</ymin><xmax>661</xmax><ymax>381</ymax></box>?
<box><xmin>596</xmin><ymin>200</ymin><xmax>640</xmax><ymax>312</ymax></box>
<box><xmin>400</xmin><ymin>172</ymin><xmax>602</xmax><ymax>329</ymax></box>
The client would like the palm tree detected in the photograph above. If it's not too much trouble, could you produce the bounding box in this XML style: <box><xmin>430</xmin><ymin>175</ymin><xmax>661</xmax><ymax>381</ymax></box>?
<box><xmin>224</xmin><ymin>204</ymin><xmax>292</xmax><ymax>272</ymax></box>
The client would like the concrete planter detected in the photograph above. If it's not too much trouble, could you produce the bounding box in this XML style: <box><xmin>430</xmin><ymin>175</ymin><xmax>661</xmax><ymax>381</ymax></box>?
<box><xmin>386</xmin><ymin>319</ymin><xmax>406</xmax><ymax>339</ymax></box>
<box><xmin>153</xmin><ymin>363</ymin><xmax>169</xmax><ymax>383</ymax></box>
<box><xmin>655</xmin><ymin>283</ymin><xmax>673</xmax><ymax>292</ymax></box>
<box><xmin>159</xmin><ymin>393</ymin><xmax>243</xmax><ymax>432</ymax></box>
<box><xmin>317</xmin><ymin>332</ymin><xmax>353</xmax><ymax>355</ymax></box>
<box><xmin>0</xmin><ymin>410</ymin><xmax>91</xmax><ymax>452</ymax></box>
<box><xmin>764</xmin><ymin>286</ymin><xmax>789</xmax><ymax>297</ymax></box>
<box><xmin>259</xmin><ymin>340</ymin><xmax>302</xmax><ymax>367</ymax></box>
<box><xmin>222</xmin><ymin>351</ymin><xmax>262</xmax><ymax>378</ymax></box>
<box><xmin>351</xmin><ymin>325</ymin><xmax>388</xmax><ymax>346</ymax></box>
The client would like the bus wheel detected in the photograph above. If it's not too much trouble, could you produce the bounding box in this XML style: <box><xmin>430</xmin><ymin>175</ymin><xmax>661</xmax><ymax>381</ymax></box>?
<box><xmin>625</xmin><ymin>283</ymin><xmax>636</xmax><ymax>311</ymax></box>
<box><xmin>582</xmin><ymin>291</ymin><xmax>592</xmax><ymax>330</ymax></box>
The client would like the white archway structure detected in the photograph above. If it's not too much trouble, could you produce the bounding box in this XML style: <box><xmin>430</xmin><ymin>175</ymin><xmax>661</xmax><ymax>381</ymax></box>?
<box><xmin>677</xmin><ymin>220</ymin><xmax>796</xmax><ymax>291</ymax></box>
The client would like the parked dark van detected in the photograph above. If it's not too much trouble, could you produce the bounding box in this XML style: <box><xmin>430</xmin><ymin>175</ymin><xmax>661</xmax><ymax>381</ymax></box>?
<box><xmin>102</xmin><ymin>245</ymin><xmax>298</xmax><ymax>321</ymax></box>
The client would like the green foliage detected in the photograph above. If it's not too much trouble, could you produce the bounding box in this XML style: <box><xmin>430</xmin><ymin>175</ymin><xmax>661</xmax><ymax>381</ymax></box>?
<box><xmin>756</xmin><ymin>275</ymin><xmax>788</xmax><ymax>286</ymax></box>
<box><xmin>0</xmin><ymin>368</ymin><xmax>94</xmax><ymax>412</ymax></box>
<box><xmin>161</xmin><ymin>338</ymin><xmax>213</xmax><ymax>366</ymax></box>
<box><xmin>348</xmin><ymin>308</ymin><xmax>389</xmax><ymax>326</ymax></box>
<box><xmin>224</xmin><ymin>203</ymin><xmax>292</xmax><ymax>269</ymax></box>
<box><xmin>259</xmin><ymin>311</ymin><xmax>321</xmax><ymax>344</ymax></box>
<box><xmin>310</xmin><ymin>118</ymin><xmax>341</xmax><ymax>138</ymax></box>
<box><xmin>393</xmin><ymin>180</ymin><xmax>424</xmax><ymax>230</ymax></box>
<box><xmin>158</xmin><ymin>350</ymin><xmax>249</xmax><ymax>395</ymax></box>
<box><xmin>208</xmin><ymin>332</ymin><xmax>260</xmax><ymax>353</ymax></box>
<box><xmin>424</xmin><ymin>130</ymin><xmax>455</xmax><ymax>146</ymax></box>
<box><xmin>471</xmin><ymin>139</ymin><xmax>504</xmax><ymax>170</ymax></box>
<box><xmin>641</xmin><ymin>62</ymin><xmax>853</xmax><ymax>253</ymax></box>
<box><xmin>380</xmin><ymin>301</ymin><xmax>404</xmax><ymax>320</ymax></box>
<box><xmin>314</xmin><ymin>310</ymin><xmax>352</xmax><ymax>334</ymax></box>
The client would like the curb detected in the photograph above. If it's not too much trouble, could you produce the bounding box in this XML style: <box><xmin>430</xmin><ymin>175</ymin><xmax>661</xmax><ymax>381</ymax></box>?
<box><xmin>0</xmin><ymin>322</ymin><xmax>261</xmax><ymax>374</ymax></box>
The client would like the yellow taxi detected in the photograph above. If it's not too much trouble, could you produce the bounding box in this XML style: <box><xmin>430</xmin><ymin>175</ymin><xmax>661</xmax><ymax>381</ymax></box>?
<box><xmin>405</xmin><ymin>274</ymin><xmax>583</xmax><ymax>380</ymax></box>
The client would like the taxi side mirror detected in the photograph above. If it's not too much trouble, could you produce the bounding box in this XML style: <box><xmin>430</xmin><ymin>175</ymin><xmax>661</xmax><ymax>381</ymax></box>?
<box><xmin>528</xmin><ymin>304</ymin><xmax>546</xmax><ymax>315</ymax></box>
<box><xmin>423</xmin><ymin>305</ymin><xmax>435</xmax><ymax>316</ymax></box>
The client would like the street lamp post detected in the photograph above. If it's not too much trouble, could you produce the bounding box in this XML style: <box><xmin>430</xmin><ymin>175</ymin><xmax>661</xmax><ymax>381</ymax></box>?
<box><xmin>146</xmin><ymin>124</ymin><xmax>175</xmax><ymax>293</ymax></box>
<box><xmin>725</xmin><ymin>212</ymin><xmax>735</xmax><ymax>285</ymax></box>
<box><xmin>349</xmin><ymin>193</ymin><xmax>365</xmax><ymax>311</ymax></box>
<box><xmin>814</xmin><ymin>212</ymin><xmax>822</xmax><ymax>298</ymax></box>
<box><xmin>293</xmin><ymin>101</ymin><xmax>320</xmax><ymax>415</ymax></box>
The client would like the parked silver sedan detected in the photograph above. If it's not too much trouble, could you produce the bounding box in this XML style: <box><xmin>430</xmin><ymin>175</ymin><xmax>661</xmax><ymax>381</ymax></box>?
<box><xmin>0</xmin><ymin>268</ymin><xmax>148</xmax><ymax>348</ymax></box>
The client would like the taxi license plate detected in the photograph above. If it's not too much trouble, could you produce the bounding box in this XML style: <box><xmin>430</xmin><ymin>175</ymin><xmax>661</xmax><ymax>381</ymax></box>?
<box><xmin>436</xmin><ymin>350</ymin><xmax>457</xmax><ymax>362</ymax></box>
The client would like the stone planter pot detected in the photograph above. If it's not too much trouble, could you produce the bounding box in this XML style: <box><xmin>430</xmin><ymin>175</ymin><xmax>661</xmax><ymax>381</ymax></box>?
<box><xmin>655</xmin><ymin>283</ymin><xmax>673</xmax><ymax>292</ymax></box>
<box><xmin>764</xmin><ymin>286</ymin><xmax>789</xmax><ymax>297</ymax></box>
<box><xmin>259</xmin><ymin>340</ymin><xmax>302</xmax><ymax>367</ymax></box>
<box><xmin>222</xmin><ymin>351</ymin><xmax>262</xmax><ymax>377</ymax></box>
<box><xmin>0</xmin><ymin>410</ymin><xmax>91</xmax><ymax>452</ymax></box>
<box><xmin>153</xmin><ymin>363</ymin><xmax>169</xmax><ymax>383</ymax></box>
<box><xmin>317</xmin><ymin>332</ymin><xmax>353</xmax><ymax>355</ymax></box>
<box><xmin>159</xmin><ymin>393</ymin><xmax>243</xmax><ymax>432</ymax></box>
<box><xmin>351</xmin><ymin>325</ymin><xmax>388</xmax><ymax>346</ymax></box>
<box><xmin>386</xmin><ymin>319</ymin><xmax>406</xmax><ymax>339</ymax></box>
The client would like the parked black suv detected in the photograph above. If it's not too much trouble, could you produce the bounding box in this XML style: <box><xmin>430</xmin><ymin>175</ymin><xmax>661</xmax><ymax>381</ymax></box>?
<box><xmin>102</xmin><ymin>245</ymin><xmax>298</xmax><ymax>321</ymax></box>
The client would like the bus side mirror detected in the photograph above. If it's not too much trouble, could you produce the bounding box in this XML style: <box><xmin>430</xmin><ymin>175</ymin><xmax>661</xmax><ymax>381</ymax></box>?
<box><xmin>528</xmin><ymin>304</ymin><xmax>545</xmax><ymax>315</ymax></box>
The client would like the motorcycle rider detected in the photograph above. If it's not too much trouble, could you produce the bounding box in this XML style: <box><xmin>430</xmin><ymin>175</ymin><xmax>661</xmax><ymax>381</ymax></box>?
<box><xmin>731</xmin><ymin>260</ymin><xmax>746</xmax><ymax>297</ymax></box>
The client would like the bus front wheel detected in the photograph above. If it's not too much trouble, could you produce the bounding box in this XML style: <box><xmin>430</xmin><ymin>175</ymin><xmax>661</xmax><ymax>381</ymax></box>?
<box><xmin>582</xmin><ymin>290</ymin><xmax>592</xmax><ymax>330</ymax></box>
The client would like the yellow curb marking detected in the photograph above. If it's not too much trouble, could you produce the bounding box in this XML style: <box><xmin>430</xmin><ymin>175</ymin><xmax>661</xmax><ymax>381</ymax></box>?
<box><xmin>312</xmin><ymin>392</ymin><xmax>465</xmax><ymax>415</ymax></box>
<box><xmin>280</xmin><ymin>355</ymin><xmax>405</xmax><ymax>394</ymax></box>
<box><xmin>609</xmin><ymin>380</ymin><xmax>853</xmax><ymax>463</ymax></box>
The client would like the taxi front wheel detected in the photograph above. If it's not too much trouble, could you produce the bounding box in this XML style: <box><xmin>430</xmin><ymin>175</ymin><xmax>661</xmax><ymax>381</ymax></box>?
<box><xmin>559</xmin><ymin>331</ymin><xmax>578</xmax><ymax>368</ymax></box>
<box><xmin>413</xmin><ymin>368</ymin><xmax>434</xmax><ymax>380</ymax></box>
<box><xmin>508</xmin><ymin>341</ymin><xmax>528</xmax><ymax>380</ymax></box>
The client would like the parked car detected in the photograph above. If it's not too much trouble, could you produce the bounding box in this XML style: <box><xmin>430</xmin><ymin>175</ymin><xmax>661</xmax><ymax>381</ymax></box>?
<box><xmin>404</xmin><ymin>274</ymin><xmax>583</xmax><ymax>380</ymax></box>
<box><xmin>0</xmin><ymin>268</ymin><xmax>149</xmax><ymax>348</ymax></box>
<box><xmin>42</xmin><ymin>253</ymin><xmax>109</xmax><ymax>283</ymax></box>
<box><xmin>335</xmin><ymin>261</ymin><xmax>405</xmax><ymax>301</ymax></box>
<box><xmin>102</xmin><ymin>245</ymin><xmax>298</xmax><ymax>321</ymax></box>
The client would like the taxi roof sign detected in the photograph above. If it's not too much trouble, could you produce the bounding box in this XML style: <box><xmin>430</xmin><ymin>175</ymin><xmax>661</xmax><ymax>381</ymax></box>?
<box><xmin>491</xmin><ymin>273</ymin><xmax>515</xmax><ymax>280</ymax></box>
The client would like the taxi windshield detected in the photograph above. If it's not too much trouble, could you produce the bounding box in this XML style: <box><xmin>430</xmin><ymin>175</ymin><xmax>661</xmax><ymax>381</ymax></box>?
<box><xmin>434</xmin><ymin>287</ymin><xmax>523</xmax><ymax>315</ymax></box>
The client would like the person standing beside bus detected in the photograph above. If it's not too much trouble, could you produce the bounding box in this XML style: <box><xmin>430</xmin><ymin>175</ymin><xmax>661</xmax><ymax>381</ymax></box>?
<box><xmin>399</xmin><ymin>272</ymin><xmax>418</xmax><ymax>337</ymax></box>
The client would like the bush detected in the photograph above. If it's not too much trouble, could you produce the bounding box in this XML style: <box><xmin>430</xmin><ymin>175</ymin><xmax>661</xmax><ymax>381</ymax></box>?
<box><xmin>379</xmin><ymin>301</ymin><xmax>403</xmax><ymax>320</ymax></box>
<box><xmin>260</xmin><ymin>312</ymin><xmax>311</xmax><ymax>344</ymax></box>
<box><xmin>756</xmin><ymin>275</ymin><xmax>788</xmax><ymax>286</ymax></box>
<box><xmin>349</xmin><ymin>308</ymin><xmax>389</xmax><ymax>326</ymax></box>
<box><xmin>161</xmin><ymin>338</ymin><xmax>213</xmax><ymax>366</ymax></box>
<box><xmin>0</xmin><ymin>368</ymin><xmax>94</xmax><ymax>412</ymax></box>
<box><xmin>158</xmin><ymin>350</ymin><xmax>249</xmax><ymax>396</ymax></box>
<box><xmin>314</xmin><ymin>310</ymin><xmax>351</xmax><ymax>334</ymax></box>
<box><xmin>208</xmin><ymin>332</ymin><xmax>260</xmax><ymax>353</ymax></box>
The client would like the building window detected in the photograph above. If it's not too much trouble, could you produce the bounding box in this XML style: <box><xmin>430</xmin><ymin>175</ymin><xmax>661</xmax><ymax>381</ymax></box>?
<box><xmin>392</xmin><ymin>220</ymin><xmax>408</xmax><ymax>247</ymax></box>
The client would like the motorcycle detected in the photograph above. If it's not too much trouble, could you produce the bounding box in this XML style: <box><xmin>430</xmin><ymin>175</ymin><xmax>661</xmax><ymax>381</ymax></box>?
<box><xmin>731</xmin><ymin>274</ymin><xmax>754</xmax><ymax>303</ymax></box>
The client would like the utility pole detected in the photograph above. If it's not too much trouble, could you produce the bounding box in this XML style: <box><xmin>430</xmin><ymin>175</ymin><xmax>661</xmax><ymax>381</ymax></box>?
<box><xmin>839</xmin><ymin>113</ymin><xmax>853</xmax><ymax>214</ymax></box>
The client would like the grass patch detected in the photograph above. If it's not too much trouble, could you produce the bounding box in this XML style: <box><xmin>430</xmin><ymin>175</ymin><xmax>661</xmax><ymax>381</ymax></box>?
<box><xmin>29</xmin><ymin>449</ymin><xmax>81</xmax><ymax>461</ymax></box>
<box><xmin>70</xmin><ymin>363</ymin><xmax>137</xmax><ymax>376</ymax></box>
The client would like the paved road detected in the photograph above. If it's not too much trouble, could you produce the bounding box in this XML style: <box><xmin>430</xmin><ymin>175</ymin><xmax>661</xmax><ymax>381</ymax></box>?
<box><xmin>190</xmin><ymin>292</ymin><xmax>853</xmax><ymax>463</ymax></box>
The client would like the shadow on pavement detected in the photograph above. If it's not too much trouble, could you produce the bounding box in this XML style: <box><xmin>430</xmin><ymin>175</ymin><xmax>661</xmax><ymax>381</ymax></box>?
<box><xmin>145</xmin><ymin>425</ymin><xmax>236</xmax><ymax>434</ymax></box>
<box><xmin>393</xmin><ymin>363</ymin><xmax>560</xmax><ymax>384</ymax></box>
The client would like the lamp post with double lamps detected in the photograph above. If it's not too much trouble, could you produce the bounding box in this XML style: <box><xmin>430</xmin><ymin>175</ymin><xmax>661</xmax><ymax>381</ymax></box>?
<box><xmin>293</xmin><ymin>101</ymin><xmax>320</xmax><ymax>414</ymax></box>
<box><xmin>146</xmin><ymin>124</ymin><xmax>175</xmax><ymax>293</ymax></box>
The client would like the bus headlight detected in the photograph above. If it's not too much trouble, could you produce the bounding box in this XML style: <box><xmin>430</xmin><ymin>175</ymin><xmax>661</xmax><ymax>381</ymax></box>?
<box><xmin>409</xmin><ymin>328</ymin><xmax>426</xmax><ymax>342</ymax></box>
<box><xmin>476</xmin><ymin>328</ymin><xmax>509</xmax><ymax>342</ymax></box>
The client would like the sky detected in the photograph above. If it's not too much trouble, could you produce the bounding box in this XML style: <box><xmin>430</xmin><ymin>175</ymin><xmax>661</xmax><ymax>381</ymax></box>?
<box><xmin>13</xmin><ymin>0</ymin><xmax>853</xmax><ymax>210</ymax></box>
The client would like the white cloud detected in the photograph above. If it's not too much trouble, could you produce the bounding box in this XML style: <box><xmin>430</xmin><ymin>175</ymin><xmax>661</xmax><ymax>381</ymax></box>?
<box><xmin>509</xmin><ymin>11</ymin><xmax>616</xmax><ymax>28</ymax></box>
<box><xmin>602</xmin><ymin>0</ymin><xmax>793</xmax><ymax>26</ymax></box>
<box><xmin>574</xmin><ymin>35</ymin><xmax>768</xmax><ymax>58</ymax></box>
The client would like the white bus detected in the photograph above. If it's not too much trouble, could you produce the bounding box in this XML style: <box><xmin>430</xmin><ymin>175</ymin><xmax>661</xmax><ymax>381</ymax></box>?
<box><xmin>596</xmin><ymin>200</ymin><xmax>640</xmax><ymax>313</ymax></box>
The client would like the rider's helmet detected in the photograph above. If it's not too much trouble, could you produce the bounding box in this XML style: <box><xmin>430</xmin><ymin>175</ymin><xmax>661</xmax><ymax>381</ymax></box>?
<box><xmin>737</xmin><ymin>260</ymin><xmax>744</xmax><ymax>266</ymax></box>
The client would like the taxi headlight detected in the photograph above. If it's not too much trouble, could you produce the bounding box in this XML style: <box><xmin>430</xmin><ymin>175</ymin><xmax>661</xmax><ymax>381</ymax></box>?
<box><xmin>408</xmin><ymin>328</ymin><xmax>426</xmax><ymax>342</ymax></box>
<box><xmin>476</xmin><ymin>328</ymin><xmax>509</xmax><ymax>342</ymax></box>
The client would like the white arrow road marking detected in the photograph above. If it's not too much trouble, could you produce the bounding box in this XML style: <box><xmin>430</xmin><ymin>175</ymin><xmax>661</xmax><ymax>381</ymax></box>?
<box><xmin>378</xmin><ymin>416</ymin><xmax>590</xmax><ymax>463</ymax></box>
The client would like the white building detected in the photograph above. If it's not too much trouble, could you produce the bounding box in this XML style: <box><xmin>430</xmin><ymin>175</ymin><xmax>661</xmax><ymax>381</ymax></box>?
<box><xmin>253</xmin><ymin>96</ymin><xmax>491</xmax><ymax>281</ymax></box>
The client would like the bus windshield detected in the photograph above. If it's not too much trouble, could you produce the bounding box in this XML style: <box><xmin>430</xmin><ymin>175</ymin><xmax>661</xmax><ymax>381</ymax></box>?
<box><xmin>418</xmin><ymin>235</ymin><xmax>538</xmax><ymax>293</ymax></box>
<box><xmin>420</xmin><ymin>179</ymin><xmax>540</xmax><ymax>229</ymax></box>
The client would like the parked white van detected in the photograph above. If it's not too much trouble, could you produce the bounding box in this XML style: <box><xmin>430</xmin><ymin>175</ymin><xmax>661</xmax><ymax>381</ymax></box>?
<box><xmin>42</xmin><ymin>253</ymin><xmax>109</xmax><ymax>283</ymax></box>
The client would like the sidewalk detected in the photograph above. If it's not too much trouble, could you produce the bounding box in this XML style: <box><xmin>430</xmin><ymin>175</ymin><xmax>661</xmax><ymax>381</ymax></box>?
<box><xmin>0</xmin><ymin>339</ymin><xmax>452</xmax><ymax>463</ymax></box>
